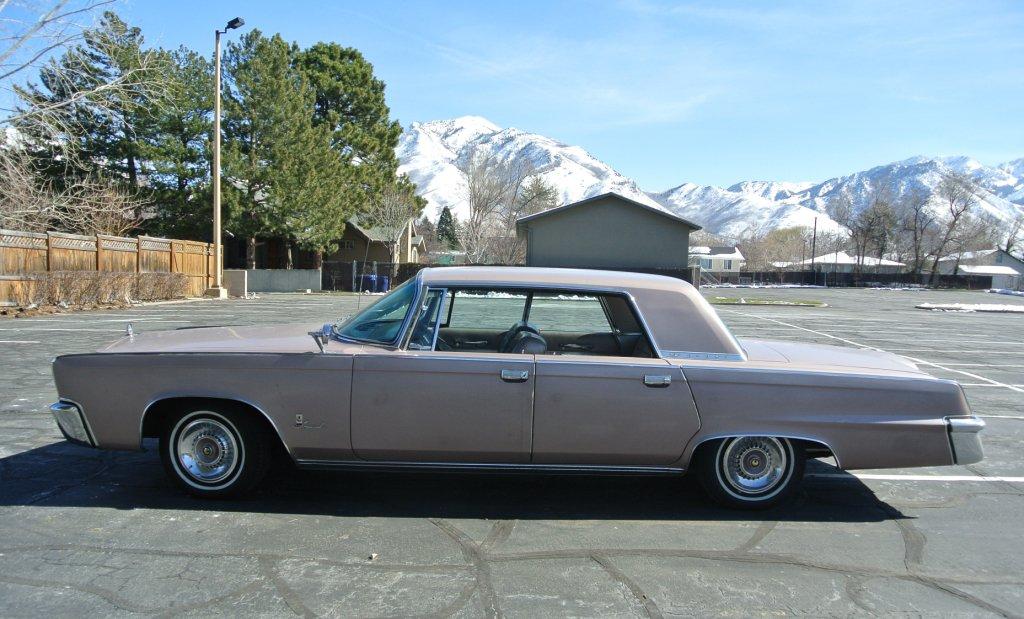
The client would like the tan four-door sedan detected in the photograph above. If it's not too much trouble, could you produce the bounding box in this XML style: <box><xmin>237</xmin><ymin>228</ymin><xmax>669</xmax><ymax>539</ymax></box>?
<box><xmin>50</xmin><ymin>267</ymin><xmax>984</xmax><ymax>509</ymax></box>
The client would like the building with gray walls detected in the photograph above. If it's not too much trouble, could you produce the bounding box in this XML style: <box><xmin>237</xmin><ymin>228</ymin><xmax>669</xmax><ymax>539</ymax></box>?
<box><xmin>516</xmin><ymin>192</ymin><xmax>701</xmax><ymax>270</ymax></box>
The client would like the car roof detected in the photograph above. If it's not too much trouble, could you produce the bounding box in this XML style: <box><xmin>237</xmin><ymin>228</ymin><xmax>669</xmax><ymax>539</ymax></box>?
<box><xmin>417</xmin><ymin>266</ymin><xmax>691</xmax><ymax>293</ymax></box>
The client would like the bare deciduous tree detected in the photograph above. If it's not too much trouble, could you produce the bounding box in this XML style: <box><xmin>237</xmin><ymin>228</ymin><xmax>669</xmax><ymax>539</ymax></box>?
<box><xmin>360</xmin><ymin>184</ymin><xmax>420</xmax><ymax>275</ymax></box>
<box><xmin>0</xmin><ymin>1</ymin><xmax>166</xmax><ymax>234</ymax></box>
<box><xmin>1001</xmin><ymin>215</ymin><xmax>1024</xmax><ymax>258</ymax></box>
<box><xmin>927</xmin><ymin>172</ymin><xmax>978</xmax><ymax>284</ymax></box>
<box><xmin>455</xmin><ymin>149</ymin><xmax>555</xmax><ymax>264</ymax></box>
<box><xmin>0</xmin><ymin>148</ymin><xmax>141</xmax><ymax>234</ymax></box>
<box><xmin>895</xmin><ymin>189</ymin><xmax>936</xmax><ymax>275</ymax></box>
<box><xmin>827</xmin><ymin>183</ymin><xmax>896</xmax><ymax>274</ymax></box>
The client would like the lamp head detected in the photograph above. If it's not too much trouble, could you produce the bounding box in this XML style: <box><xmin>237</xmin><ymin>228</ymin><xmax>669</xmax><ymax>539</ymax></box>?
<box><xmin>225</xmin><ymin>17</ymin><xmax>245</xmax><ymax>30</ymax></box>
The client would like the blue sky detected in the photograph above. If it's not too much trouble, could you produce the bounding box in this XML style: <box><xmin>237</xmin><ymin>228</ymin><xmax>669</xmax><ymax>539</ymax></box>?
<box><xmin>119</xmin><ymin>0</ymin><xmax>1023</xmax><ymax>189</ymax></box>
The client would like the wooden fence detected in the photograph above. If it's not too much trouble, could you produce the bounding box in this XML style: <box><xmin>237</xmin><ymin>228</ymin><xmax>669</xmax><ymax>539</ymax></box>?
<box><xmin>0</xmin><ymin>229</ymin><xmax>217</xmax><ymax>304</ymax></box>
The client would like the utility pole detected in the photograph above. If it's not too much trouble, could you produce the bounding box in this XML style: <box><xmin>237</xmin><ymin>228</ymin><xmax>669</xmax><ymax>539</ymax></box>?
<box><xmin>204</xmin><ymin>17</ymin><xmax>245</xmax><ymax>298</ymax></box>
<box><xmin>810</xmin><ymin>217</ymin><xmax>818</xmax><ymax>286</ymax></box>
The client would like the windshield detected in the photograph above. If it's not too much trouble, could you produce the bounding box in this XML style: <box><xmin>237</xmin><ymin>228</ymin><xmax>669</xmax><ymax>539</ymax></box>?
<box><xmin>334</xmin><ymin>280</ymin><xmax>417</xmax><ymax>345</ymax></box>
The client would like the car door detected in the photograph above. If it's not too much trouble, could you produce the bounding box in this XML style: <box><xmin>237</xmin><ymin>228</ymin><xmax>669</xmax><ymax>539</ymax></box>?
<box><xmin>532</xmin><ymin>356</ymin><xmax>699</xmax><ymax>465</ymax></box>
<box><xmin>527</xmin><ymin>292</ymin><xmax>701</xmax><ymax>465</ymax></box>
<box><xmin>350</xmin><ymin>288</ymin><xmax>536</xmax><ymax>463</ymax></box>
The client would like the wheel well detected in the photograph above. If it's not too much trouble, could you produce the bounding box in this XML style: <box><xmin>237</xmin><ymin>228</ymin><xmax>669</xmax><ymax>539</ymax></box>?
<box><xmin>691</xmin><ymin>435</ymin><xmax>837</xmax><ymax>466</ymax></box>
<box><xmin>141</xmin><ymin>397</ymin><xmax>287</xmax><ymax>455</ymax></box>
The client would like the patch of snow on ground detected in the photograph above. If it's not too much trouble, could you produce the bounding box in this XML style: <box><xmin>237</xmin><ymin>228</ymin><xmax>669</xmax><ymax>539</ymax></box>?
<box><xmin>916</xmin><ymin>303</ymin><xmax>1024</xmax><ymax>313</ymax></box>
<box><xmin>705</xmin><ymin>283</ymin><xmax>826</xmax><ymax>289</ymax></box>
<box><xmin>988</xmin><ymin>288</ymin><xmax>1024</xmax><ymax>297</ymax></box>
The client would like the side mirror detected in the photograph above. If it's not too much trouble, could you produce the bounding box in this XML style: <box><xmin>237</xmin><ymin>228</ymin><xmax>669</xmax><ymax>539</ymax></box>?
<box><xmin>308</xmin><ymin>323</ymin><xmax>331</xmax><ymax>353</ymax></box>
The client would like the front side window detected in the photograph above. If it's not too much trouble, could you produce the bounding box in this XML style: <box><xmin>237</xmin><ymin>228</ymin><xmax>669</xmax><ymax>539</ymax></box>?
<box><xmin>335</xmin><ymin>280</ymin><xmax>416</xmax><ymax>344</ymax></box>
<box><xmin>724</xmin><ymin>260</ymin><xmax>732</xmax><ymax>270</ymax></box>
<box><xmin>446</xmin><ymin>290</ymin><xmax>529</xmax><ymax>329</ymax></box>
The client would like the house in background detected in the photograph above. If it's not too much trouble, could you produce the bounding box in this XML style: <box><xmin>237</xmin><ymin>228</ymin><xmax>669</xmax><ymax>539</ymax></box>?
<box><xmin>325</xmin><ymin>217</ymin><xmax>425</xmax><ymax>265</ymax></box>
<box><xmin>689</xmin><ymin>246</ymin><xmax>745</xmax><ymax>282</ymax></box>
<box><xmin>935</xmin><ymin>248</ymin><xmax>1024</xmax><ymax>289</ymax></box>
<box><xmin>782</xmin><ymin>251</ymin><xmax>905</xmax><ymax>274</ymax></box>
<box><xmin>516</xmin><ymin>192</ymin><xmax>701</xmax><ymax>272</ymax></box>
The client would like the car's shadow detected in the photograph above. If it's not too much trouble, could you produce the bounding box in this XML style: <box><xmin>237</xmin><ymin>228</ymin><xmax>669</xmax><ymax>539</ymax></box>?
<box><xmin>0</xmin><ymin>440</ymin><xmax>903</xmax><ymax>522</ymax></box>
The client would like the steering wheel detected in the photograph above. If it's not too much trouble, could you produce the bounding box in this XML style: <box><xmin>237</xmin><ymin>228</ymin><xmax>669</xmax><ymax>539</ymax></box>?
<box><xmin>498</xmin><ymin>320</ymin><xmax>540</xmax><ymax>353</ymax></box>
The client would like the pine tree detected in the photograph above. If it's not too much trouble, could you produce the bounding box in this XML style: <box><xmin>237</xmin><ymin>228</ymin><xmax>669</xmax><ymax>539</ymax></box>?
<box><xmin>437</xmin><ymin>206</ymin><xmax>459</xmax><ymax>249</ymax></box>
<box><xmin>295</xmin><ymin>43</ymin><xmax>402</xmax><ymax>201</ymax></box>
<box><xmin>221</xmin><ymin>30</ymin><xmax>353</xmax><ymax>267</ymax></box>
<box><xmin>144</xmin><ymin>48</ymin><xmax>214</xmax><ymax>239</ymax></box>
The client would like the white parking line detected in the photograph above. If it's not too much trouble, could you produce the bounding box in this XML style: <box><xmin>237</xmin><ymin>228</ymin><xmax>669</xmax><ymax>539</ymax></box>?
<box><xmin>943</xmin><ymin>364</ymin><xmax>1024</xmax><ymax>368</ymax></box>
<box><xmin>957</xmin><ymin>384</ymin><xmax>1024</xmax><ymax>388</ymax></box>
<box><xmin>0</xmin><ymin>340</ymin><xmax>41</xmax><ymax>344</ymax></box>
<box><xmin>809</xmin><ymin>473</ymin><xmax>1024</xmax><ymax>483</ymax></box>
<box><xmin>0</xmin><ymin>328</ymin><xmax>124</xmax><ymax>332</ymax></box>
<box><xmin>722</xmin><ymin>309</ymin><xmax>1024</xmax><ymax>394</ymax></box>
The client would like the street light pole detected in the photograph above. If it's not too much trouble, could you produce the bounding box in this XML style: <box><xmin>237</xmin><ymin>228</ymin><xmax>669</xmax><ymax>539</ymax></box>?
<box><xmin>205</xmin><ymin>17</ymin><xmax>244</xmax><ymax>299</ymax></box>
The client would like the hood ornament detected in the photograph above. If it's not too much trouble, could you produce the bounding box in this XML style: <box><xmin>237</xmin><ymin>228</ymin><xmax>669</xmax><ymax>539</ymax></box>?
<box><xmin>125</xmin><ymin>322</ymin><xmax>134</xmax><ymax>339</ymax></box>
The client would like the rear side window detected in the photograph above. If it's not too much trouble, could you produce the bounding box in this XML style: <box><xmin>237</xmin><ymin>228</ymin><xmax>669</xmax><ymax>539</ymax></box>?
<box><xmin>446</xmin><ymin>291</ymin><xmax>528</xmax><ymax>329</ymax></box>
<box><xmin>527</xmin><ymin>294</ymin><xmax>612</xmax><ymax>333</ymax></box>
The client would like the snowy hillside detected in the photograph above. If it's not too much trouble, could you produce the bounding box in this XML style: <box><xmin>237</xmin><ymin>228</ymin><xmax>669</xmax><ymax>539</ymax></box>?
<box><xmin>397</xmin><ymin>116</ymin><xmax>1024</xmax><ymax>237</ymax></box>
<box><xmin>396</xmin><ymin>116</ymin><xmax>661</xmax><ymax>221</ymax></box>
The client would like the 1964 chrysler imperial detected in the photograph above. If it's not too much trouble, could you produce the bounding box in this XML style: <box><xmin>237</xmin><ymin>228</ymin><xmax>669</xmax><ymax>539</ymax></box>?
<box><xmin>50</xmin><ymin>267</ymin><xmax>984</xmax><ymax>508</ymax></box>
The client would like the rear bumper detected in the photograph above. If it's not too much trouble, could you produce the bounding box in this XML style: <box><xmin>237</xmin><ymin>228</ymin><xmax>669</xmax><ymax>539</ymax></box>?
<box><xmin>50</xmin><ymin>400</ymin><xmax>95</xmax><ymax>447</ymax></box>
<box><xmin>946</xmin><ymin>416</ymin><xmax>984</xmax><ymax>465</ymax></box>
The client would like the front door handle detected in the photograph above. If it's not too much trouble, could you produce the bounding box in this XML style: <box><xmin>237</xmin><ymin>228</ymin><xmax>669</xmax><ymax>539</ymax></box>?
<box><xmin>643</xmin><ymin>374</ymin><xmax>672</xmax><ymax>388</ymax></box>
<box><xmin>500</xmin><ymin>369</ymin><xmax>530</xmax><ymax>383</ymax></box>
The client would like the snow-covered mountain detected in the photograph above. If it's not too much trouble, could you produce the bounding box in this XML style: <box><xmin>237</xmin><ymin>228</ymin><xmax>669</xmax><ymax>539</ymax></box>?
<box><xmin>397</xmin><ymin>116</ymin><xmax>1024</xmax><ymax>237</ymax></box>
<box><xmin>396</xmin><ymin>116</ymin><xmax>661</xmax><ymax>221</ymax></box>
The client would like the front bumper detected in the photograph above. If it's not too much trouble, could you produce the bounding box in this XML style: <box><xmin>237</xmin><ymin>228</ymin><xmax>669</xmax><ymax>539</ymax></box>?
<box><xmin>946</xmin><ymin>416</ymin><xmax>985</xmax><ymax>464</ymax></box>
<box><xmin>50</xmin><ymin>400</ymin><xmax>95</xmax><ymax>447</ymax></box>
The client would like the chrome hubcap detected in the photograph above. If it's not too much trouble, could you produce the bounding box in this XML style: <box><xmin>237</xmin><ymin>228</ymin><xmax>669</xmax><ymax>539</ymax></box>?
<box><xmin>721</xmin><ymin>437</ymin><xmax>788</xmax><ymax>495</ymax></box>
<box><xmin>176</xmin><ymin>418</ymin><xmax>239</xmax><ymax>484</ymax></box>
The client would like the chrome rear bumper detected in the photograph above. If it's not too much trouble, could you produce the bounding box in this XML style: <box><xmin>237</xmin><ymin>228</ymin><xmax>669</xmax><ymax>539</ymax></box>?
<box><xmin>946</xmin><ymin>416</ymin><xmax>984</xmax><ymax>465</ymax></box>
<box><xmin>50</xmin><ymin>400</ymin><xmax>94</xmax><ymax>447</ymax></box>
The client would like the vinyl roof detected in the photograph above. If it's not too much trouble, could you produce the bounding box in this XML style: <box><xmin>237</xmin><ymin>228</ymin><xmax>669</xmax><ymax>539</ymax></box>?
<box><xmin>418</xmin><ymin>266</ymin><xmax>691</xmax><ymax>292</ymax></box>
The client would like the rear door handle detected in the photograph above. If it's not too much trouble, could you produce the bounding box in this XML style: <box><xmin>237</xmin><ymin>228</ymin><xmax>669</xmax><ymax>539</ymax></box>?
<box><xmin>500</xmin><ymin>369</ymin><xmax>530</xmax><ymax>383</ymax></box>
<box><xmin>643</xmin><ymin>374</ymin><xmax>672</xmax><ymax>388</ymax></box>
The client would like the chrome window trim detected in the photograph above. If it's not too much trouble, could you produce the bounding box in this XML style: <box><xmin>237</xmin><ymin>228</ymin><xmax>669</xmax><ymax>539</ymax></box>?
<box><xmin>419</xmin><ymin>282</ymin><xmax>664</xmax><ymax>359</ymax></box>
<box><xmin>662</xmin><ymin>351</ymin><xmax>745</xmax><ymax>361</ymax></box>
<box><xmin>401</xmin><ymin>286</ymin><xmax>448</xmax><ymax>351</ymax></box>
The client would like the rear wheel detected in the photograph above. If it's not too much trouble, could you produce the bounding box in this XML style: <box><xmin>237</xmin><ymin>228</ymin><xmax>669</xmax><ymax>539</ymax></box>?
<box><xmin>159</xmin><ymin>404</ymin><xmax>271</xmax><ymax>498</ymax></box>
<box><xmin>695</xmin><ymin>436</ymin><xmax>804</xmax><ymax>509</ymax></box>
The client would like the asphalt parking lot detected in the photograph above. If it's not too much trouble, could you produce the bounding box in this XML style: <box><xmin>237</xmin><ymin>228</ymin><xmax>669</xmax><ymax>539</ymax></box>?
<box><xmin>1</xmin><ymin>287</ymin><xmax>1023</xmax><ymax>617</ymax></box>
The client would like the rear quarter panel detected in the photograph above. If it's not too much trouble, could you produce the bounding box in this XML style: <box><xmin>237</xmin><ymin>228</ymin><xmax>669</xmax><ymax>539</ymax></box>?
<box><xmin>52</xmin><ymin>352</ymin><xmax>354</xmax><ymax>461</ymax></box>
<box><xmin>677</xmin><ymin>362</ymin><xmax>967</xmax><ymax>470</ymax></box>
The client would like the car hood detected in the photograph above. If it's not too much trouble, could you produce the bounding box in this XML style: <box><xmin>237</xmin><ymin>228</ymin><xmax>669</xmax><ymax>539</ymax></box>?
<box><xmin>739</xmin><ymin>338</ymin><xmax>925</xmax><ymax>375</ymax></box>
<box><xmin>98</xmin><ymin>323</ymin><xmax>366</xmax><ymax>355</ymax></box>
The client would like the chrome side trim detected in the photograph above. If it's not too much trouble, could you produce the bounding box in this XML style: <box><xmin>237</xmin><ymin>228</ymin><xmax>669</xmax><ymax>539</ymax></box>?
<box><xmin>663</xmin><ymin>351</ymin><xmax>745</xmax><ymax>361</ymax></box>
<box><xmin>139</xmin><ymin>395</ymin><xmax>293</xmax><ymax>456</ymax></box>
<box><xmin>295</xmin><ymin>459</ymin><xmax>686</xmax><ymax>475</ymax></box>
<box><xmin>946</xmin><ymin>415</ymin><xmax>985</xmax><ymax>465</ymax></box>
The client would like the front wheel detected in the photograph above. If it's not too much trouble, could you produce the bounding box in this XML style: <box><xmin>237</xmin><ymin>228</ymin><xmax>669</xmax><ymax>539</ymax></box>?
<box><xmin>160</xmin><ymin>405</ymin><xmax>272</xmax><ymax>498</ymax></box>
<box><xmin>695</xmin><ymin>436</ymin><xmax>804</xmax><ymax>509</ymax></box>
